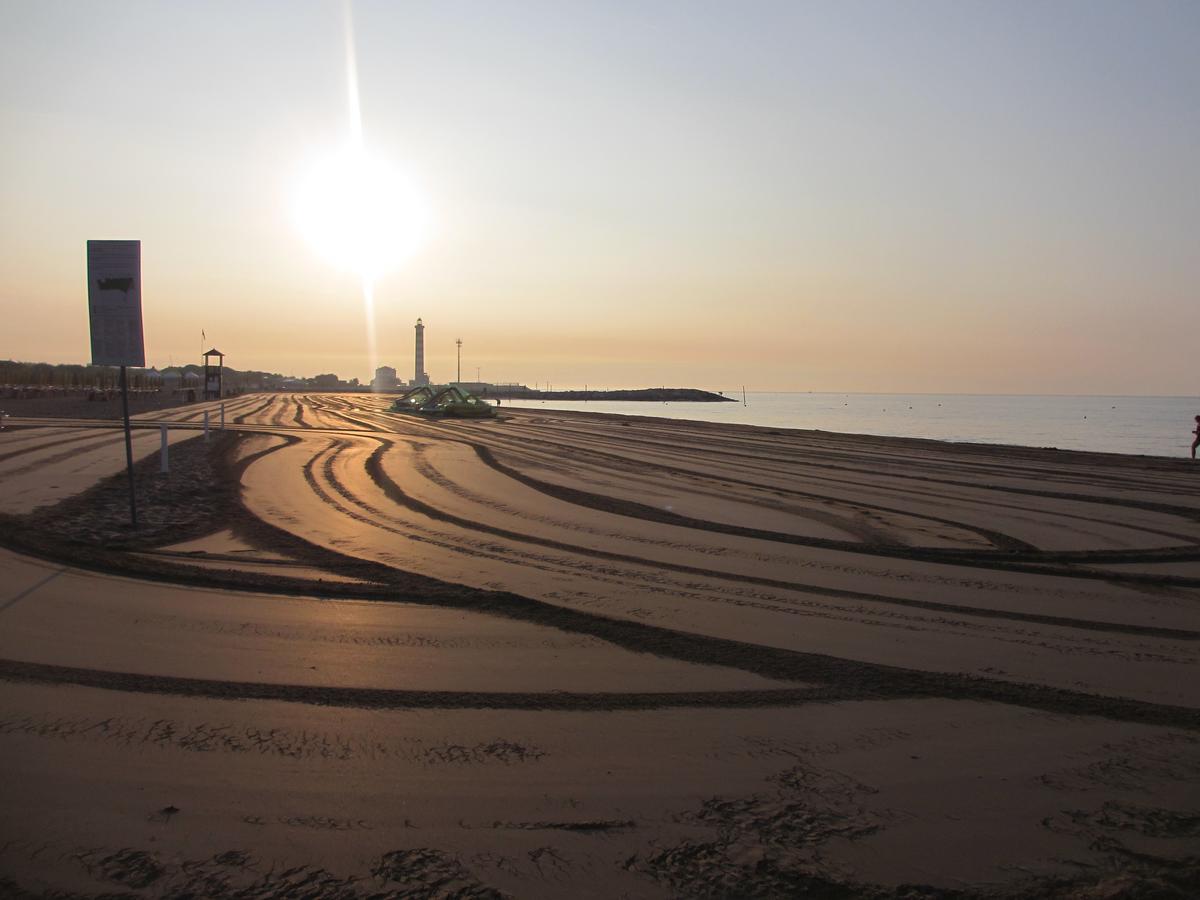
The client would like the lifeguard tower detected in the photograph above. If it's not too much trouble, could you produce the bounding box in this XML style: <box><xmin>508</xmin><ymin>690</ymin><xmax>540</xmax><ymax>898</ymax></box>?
<box><xmin>203</xmin><ymin>348</ymin><xmax>225</xmax><ymax>400</ymax></box>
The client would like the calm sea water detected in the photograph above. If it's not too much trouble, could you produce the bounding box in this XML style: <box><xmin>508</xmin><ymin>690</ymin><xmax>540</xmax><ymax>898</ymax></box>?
<box><xmin>502</xmin><ymin>393</ymin><xmax>1200</xmax><ymax>458</ymax></box>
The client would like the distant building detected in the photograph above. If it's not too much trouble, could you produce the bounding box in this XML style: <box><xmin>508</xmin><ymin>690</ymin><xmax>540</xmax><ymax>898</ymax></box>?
<box><xmin>372</xmin><ymin>365</ymin><xmax>398</xmax><ymax>392</ymax></box>
<box><xmin>162</xmin><ymin>370</ymin><xmax>201</xmax><ymax>389</ymax></box>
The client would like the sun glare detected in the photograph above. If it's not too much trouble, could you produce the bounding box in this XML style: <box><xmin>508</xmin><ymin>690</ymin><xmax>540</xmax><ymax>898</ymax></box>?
<box><xmin>293</xmin><ymin>143</ymin><xmax>429</xmax><ymax>282</ymax></box>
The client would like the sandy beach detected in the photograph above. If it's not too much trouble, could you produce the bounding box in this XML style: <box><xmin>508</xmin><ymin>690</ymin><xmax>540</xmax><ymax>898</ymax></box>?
<box><xmin>1</xmin><ymin>392</ymin><xmax>1197</xmax><ymax>898</ymax></box>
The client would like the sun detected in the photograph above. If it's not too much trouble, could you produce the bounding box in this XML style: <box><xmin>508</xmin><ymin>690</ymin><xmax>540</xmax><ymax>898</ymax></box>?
<box><xmin>293</xmin><ymin>143</ymin><xmax>429</xmax><ymax>282</ymax></box>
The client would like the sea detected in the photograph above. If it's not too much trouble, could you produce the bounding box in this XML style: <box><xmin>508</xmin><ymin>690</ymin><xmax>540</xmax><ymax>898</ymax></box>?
<box><xmin>500</xmin><ymin>393</ymin><xmax>1200</xmax><ymax>459</ymax></box>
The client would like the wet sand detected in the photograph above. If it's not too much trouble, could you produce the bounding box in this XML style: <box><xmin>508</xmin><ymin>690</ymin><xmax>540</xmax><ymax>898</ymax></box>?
<box><xmin>1</xmin><ymin>393</ymin><xmax>1198</xmax><ymax>897</ymax></box>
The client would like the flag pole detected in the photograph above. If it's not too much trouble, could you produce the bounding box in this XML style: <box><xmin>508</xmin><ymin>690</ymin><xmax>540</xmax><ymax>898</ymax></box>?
<box><xmin>120</xmin><ymin>364</ymin><xmax>137</xmax><ymax>527</ymax></box>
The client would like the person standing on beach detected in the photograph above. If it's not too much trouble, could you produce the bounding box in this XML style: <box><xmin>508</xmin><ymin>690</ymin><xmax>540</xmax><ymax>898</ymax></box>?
<box><xmin>1192</xmin><ymin>414</ymin><xmax>1200</xmax><ymax>459</ymax></box>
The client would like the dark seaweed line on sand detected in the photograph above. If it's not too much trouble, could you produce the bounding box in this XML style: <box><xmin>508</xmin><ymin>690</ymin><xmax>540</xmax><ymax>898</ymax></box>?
<box><xmin>1</xmin><ymin>431</ymin><xmax>160</xmax><ymax>478</ymax></box>
<box><xmin>469</xmin><ymin>412</ymin><xmax>1200</xmax><ymax>531</ymax></box>
<box><xmin>3</xmin><ymin>431</ymin><xmax>1198</xmax><ymax>731</ymax></box>
<box><xmin>419</xmin><ymin>431</ymin><xmax>1036</xmax><ymax>553</ymax></box>
<box><xmin>2</xmin><ymin>597</ymin><xmax>1198</xmax><ymax>730</ymax></box>
<box><xmin>397</xmin><ymin>414</ymin><xmax>1200</xmax><ymax>555</ymax></box>
<box><xmin>0</xmin><ymin>659</ymin><xmax>854</xmax><ymax>711</ymax></box>
<box><xmin>400</xmin><ymin>417</ymin><xmax>1041</xmax><ymax>556</ymax></box>
<box><xmin>233</xmin><ymin>397</ymin><xmax>275</xmax><ymax>425</ymax></box>
<box><xmin>503</xmin><ymin>423</ymin><xmax>1200</xmax><ymax>552</ymax></box>
<box><xmin>4</xmin><ymin>519</ymin><xmax>1198</xmax><ymax>731</ymax></box>
<box><xmin>0</xmin><ymin>428</ymin><xmax>128</xmax><ymax>465</ymax></box>
<box><xmin>466</xmin><ymin>442</ymin><xmax>1200</xmax><ymax>586</ymax></box>
<box><xmin>354</xmin><ymin>440</ymin><xmax>1200</xmax><ymax>639</ymax></box>
<box><xmin>515</xmin><ymin>410</ymin><xmax>1199</xmax><ymax>493</ymax></box>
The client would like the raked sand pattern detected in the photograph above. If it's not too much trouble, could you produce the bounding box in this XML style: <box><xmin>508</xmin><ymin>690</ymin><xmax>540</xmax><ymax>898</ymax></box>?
<box><xmin>1</xmin><ymin>392</ymin><xmax>1198</xmax><ymax>898</ymax></box>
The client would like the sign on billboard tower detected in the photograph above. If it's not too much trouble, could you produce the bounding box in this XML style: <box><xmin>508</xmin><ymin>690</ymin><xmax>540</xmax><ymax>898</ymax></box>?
<box><xmin>86</xmin><ymin>239</ymin><xmax>144</xmax><ymax>526</ymax></box>
<box><xmin>87</xmin><ymin>240</ymin><xmax>145</xmax><ymax>366</ymax></box>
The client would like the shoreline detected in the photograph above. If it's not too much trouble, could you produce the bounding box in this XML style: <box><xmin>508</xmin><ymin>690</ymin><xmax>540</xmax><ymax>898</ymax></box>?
<box><xmin>495</xmin><ymin>404</ymin><xmax>1199</xmax><ymax>468</ymax></box>
<box><xmin>498</xmin><ymin>394</ymin><xmax>1199</xmax><ymax>460</ymax></box>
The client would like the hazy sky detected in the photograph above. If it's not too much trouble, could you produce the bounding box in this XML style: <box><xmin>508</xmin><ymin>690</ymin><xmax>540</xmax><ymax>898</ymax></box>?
<box><xmin>2</xmin><ymin>1</ymin><xmax>1197</xmax><ymax>392</ymax></box>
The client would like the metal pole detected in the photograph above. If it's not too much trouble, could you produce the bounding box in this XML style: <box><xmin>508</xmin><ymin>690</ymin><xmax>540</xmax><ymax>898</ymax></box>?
<box><xmin>220</xmin><ymin>402</ymin><xmax>225</xmax><ymax>430</ymax></box>
<box><xmin>120</xmin><ymin>365</ymin><xmax>137</xmax><ymax>527</ymax></box>
<box><xmin>204</xmin><ymin>410</ymin><xmax>210</xmax><ymax>441</ymax></box>
<box><xmin>160</xmin><ymin>423</ymin><xmax>169</xmax><ymax>473</ymax></box>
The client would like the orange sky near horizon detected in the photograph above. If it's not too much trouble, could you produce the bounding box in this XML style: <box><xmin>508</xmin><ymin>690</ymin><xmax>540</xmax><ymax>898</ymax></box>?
<box><xmin>2</xmin><ymin>2</ymin><xmax>1197</xmax><ymax>395</ymax></box>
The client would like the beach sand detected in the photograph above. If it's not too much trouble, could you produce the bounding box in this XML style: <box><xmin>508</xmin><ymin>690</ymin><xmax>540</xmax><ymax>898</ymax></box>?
<box><xmin>1</xmin><ymin>393</ymin><xmax>1197</xmax><ymax>897</ymax></box>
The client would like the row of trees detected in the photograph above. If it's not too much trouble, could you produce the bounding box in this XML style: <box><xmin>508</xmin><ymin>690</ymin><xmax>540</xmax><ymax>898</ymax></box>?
<box><xmin>0</xmin><ymin>360</ymin><xmax>163</xmax><ymax>390</ymax></box>
<box><xmin>0</xmin><ymin>360</ymin><xmax>364</xmax><ymax>393</ymax></box>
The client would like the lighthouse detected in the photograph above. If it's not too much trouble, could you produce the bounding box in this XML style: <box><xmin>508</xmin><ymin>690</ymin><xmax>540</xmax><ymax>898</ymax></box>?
<box><xmin>413</xmin><ymin>318</ymin><xmax>430</xmax><ymax>387</ymax></box>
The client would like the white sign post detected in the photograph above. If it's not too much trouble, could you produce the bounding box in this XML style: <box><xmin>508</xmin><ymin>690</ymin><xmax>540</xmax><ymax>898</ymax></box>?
<box><xmin>87</xmin><ymin>240</ymin><xmax>144</xmax><ymax>527</ymax></box>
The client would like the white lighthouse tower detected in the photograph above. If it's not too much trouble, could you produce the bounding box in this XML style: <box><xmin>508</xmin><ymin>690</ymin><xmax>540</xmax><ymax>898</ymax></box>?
<box><xmin>413</xmin><ymin>318</ymin><xmax>430</xmax><ymax>387</ymax></box>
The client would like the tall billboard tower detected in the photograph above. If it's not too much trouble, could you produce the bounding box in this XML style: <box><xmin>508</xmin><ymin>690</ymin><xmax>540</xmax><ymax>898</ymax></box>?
<box><xmin>414</xmin><ymin>318</ymin><xmax>430</xmax><ymax>386</ymax></box>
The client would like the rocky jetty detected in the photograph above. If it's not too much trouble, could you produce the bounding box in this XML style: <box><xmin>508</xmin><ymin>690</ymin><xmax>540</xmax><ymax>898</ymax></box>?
<box><xmin>490</xmin><ymin>387</ymin><xmax>735</xmax><ymax>402</ymax></box>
